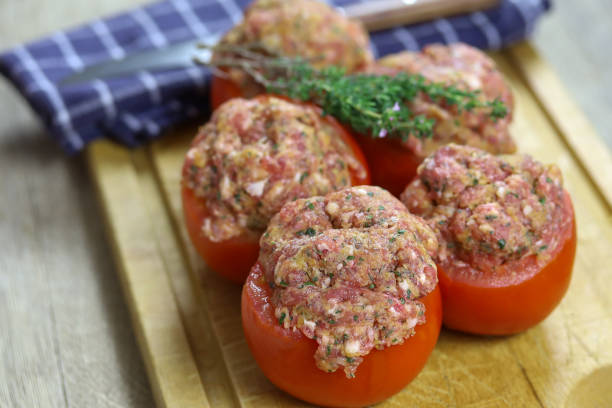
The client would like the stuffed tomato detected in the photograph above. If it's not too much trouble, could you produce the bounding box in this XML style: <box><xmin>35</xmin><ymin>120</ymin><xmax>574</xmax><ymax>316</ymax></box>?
<box><xmin>210</xmin><ymin>0</ymin><xmax>373</xmax><ymax>109</ymax></box>
<box><xmin>182</xmin><ymin>95</ymin><xmax>369</xmax><ymax>283</ymax></box>
<box><xmin>401</xmin><ymin>144</ymin><xmax>576</xmax><ymax>335</ymax></box>
<box><xmin>359</xmin><ymin>43</ymin><xmax>516</xmax><ymax>196</ymax></box>
<box><xmin>242</xmin><ymin>186</ymin><xmax>442</xmax><ymax>407</ymax></box>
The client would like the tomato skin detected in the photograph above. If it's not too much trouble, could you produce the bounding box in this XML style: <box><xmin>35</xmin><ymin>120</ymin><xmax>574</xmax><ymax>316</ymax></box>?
<box><xmin>438</xmin><ymin>195</ymin><xmax>577</xmax><ymax>335</ymax></box>
<box><xmin>210</xmin><ymin>74</ymin><xmax>244</xmax><ymax>111</ymax></box>
<box><xmin>241</xmin><ymin>262</ymin><xmax>442</xmax><ymax>407</ymax></box>
<box><xmin>353</xmin><ymin>132</ymin><xmax>420</xmax><ymax>197</ymax></box>
<box><xmin>182</xmin><ymin>95</ymin><xmax>370</xmax><ymax>283</ymax></box>
<box><xmin>182</xmin><ymin>185</ymin><xmax>260</xmax><ymax>284</ymax></box>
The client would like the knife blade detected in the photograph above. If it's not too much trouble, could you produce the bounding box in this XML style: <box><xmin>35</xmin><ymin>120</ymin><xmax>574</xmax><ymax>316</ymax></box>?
<box><xmin>60</xmin><ymin>0</ymin><xmax>499</xmax><ymax>86</ymax></box>
<box><xmin>61</xmin><ymin>35</ymin><xmax>220</xmax><ymax>86</ymax></box>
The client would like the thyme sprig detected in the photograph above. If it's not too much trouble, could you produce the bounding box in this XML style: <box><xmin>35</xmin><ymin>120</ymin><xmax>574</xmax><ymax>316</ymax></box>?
<box><xmin>197</xmin><ymin>44</ymin><xmax>508</xmax><ymax>141</ymax></box>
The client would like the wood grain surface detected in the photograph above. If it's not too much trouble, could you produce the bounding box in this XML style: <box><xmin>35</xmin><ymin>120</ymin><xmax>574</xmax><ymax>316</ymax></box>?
<box><xmin>0</xmin><ymin>1</ymin><xmax>155</xmax><ymax>407</ymax></box>
<box><xmin>532</xmin><ymin>0</ymin><xmax>612</xmax><ymax>149</ymax></box>
<box><xmin>87</xmin><ymin>46</ymin><xmax>612</xmax><ymax>408</ymax></box>
<box><xmin>1</xmin><ymin>1</ymin><xmax>611</xmax><ymax>407</ymax></box>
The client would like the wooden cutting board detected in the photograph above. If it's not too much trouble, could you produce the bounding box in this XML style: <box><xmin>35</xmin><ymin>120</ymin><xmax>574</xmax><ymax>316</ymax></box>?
<box><xmin>87</xmin><ymin>42</ymin><xmax>612</xmax><ymax>408</ymax></box>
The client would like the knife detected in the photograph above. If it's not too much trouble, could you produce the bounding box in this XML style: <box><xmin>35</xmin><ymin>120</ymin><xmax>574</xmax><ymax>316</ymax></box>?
<box><xmin>60</xmin><ymin>0</ymin><xmax>499</xmax><ymax>86</ymax></box>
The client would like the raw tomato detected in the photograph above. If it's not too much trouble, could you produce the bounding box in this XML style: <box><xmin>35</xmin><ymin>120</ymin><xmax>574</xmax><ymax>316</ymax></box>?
<box><xmin>438</xmin><ymin>194</ymin><xmax>577</xmax><ymax>335</ymax></box>
<box><xmin>241</xmin><ymin>262</ymin><xmax>442</xmax><ymax>407</ymax></box>
<box><xmin>353</xmin><ymin>132</ymin><xmax>420</xmax><ymax>197</ymax></box>
<box><xmin>210</xmin><ymin>74</ymin><xmax>244</xmax><ymax>110</ymax></box>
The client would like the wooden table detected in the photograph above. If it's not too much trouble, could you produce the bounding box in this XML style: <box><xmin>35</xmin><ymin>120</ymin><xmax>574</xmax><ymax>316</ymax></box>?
<box><xmin>0</xmin><ymin>1</ymin><xmax>610</xmax><ymax>407</ymax></box>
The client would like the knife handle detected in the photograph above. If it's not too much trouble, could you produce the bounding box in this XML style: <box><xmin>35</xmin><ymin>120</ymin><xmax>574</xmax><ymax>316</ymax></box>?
<box><xmin>343</xmin><ymin>0</ymin><xmax>500</xmax><ymax>31</ymax></box>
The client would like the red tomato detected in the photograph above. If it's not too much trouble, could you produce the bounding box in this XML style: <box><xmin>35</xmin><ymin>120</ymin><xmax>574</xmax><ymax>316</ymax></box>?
<box><xmin>241</xmin><ymin>262</ymin><xmax>442</xmax><ymax>407</ymax></box>
<box><xmin>438</xmin><ymin>193</ymin><xmax>577</xmax><ymax>335</ymax></box>
<box><xmin>210</xmin><ymin>74</ymin><xmax>243</xmax><ymax>110</ymax></box>
<box><xmin>353</xmin><ymin>132</ymin><xmax>420</xmax><ymax>197</ymax></box>
<box><xmin>182</xmin><ymin>185</ymin><xmax>260</xmax><ymax>284</ymax></box>
<box><xmin>182</xmin><ymin>95</ymin><xmax>371</xmax><ymax>284</ymax></box>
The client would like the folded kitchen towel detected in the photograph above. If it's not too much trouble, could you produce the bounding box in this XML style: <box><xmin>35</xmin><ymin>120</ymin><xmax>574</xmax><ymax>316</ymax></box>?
<box><xmin>0</xmin><ymin>0</ymin><xmax>550</xmax><ymax>153</ymax></box>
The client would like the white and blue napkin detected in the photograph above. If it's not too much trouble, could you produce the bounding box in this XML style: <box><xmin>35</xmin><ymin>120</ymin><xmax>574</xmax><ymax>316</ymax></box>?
<box><xmin>0</xmin><ymin>0</ymin><xmax>550</xmax><ymax>153</ymax></box>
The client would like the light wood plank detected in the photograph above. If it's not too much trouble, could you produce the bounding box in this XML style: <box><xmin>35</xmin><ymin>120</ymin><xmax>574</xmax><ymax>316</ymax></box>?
<box><xmin>0</xmin><ymin>81</ymin><xmax>155</xmax><ymax>408</ymax></box>
<box><xmin>0</xmin><ymin>126</ymin><xmax>69</xmax><ymax>408</ymax></box>
<box><xmin>143</xmin><ymin>143</ymin><xmax>239</xmax><ymax>408</ymax></box>
<box><xmin>507</xmin><ymin>42</ymin><xmax>612</xmax><ymax>210</ymax></box>
<box><xmin>493</xmin><ymin>51</ymin><xmax>612</xmax><ymax>407</ymax></box>
<box><xmin>0</xmin><ymin>0</ymin><xmax>158</xmax><ymax>406</ymax></box>
<box><xmin>532</xmin><ymin>0</ymin><xmax>612</xmax><ymax>149</ymax></box>
<box><xmin>87</xmin><ymin>143</ymin><xmax>210</xmax><ymax>408</ymax></box>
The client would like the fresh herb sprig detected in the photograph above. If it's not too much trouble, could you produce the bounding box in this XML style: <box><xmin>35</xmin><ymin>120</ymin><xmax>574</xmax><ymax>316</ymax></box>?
<box><xmin>198</xmin><ymin>44</ymin><xmax>508</xmax><ymax>141</ymax></box>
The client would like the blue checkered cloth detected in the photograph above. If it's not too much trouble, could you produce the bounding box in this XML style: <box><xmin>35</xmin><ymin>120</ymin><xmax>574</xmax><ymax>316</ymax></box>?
<box><xmin>0</xmin><ymin>0</ymin><xmax>550</xmax><ymax>153</ymax></box>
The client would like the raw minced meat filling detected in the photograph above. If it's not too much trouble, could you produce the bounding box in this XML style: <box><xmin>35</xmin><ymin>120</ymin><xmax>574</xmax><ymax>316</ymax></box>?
<box><xmin>401</xmin><ymin>144</ymin><xmax>573</xmax><ymax>283</ymax></box>
<box><xmin>183</xmin><ymin>97</ymin><xmax>366</xmax><ymax>242</ymax></box>
<box><xmin>214</xmin><ymin>0</ymin><xmax>373</xmax><ymax>97</ymax></box>
<box><xmin>259</xmin><ymin>186</ymin><xmax>438</xmax><ymax>378</ymax></box>
<box><xmin>368</xmin><ymin>43</ymin><xmax>515</xmax><ymax>159</ymax></box>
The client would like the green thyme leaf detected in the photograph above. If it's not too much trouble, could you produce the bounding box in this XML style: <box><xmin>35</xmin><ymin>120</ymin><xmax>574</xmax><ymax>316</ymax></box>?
<box><xmin>202</xmin><ymin>46</ymin><xmax>508</xmax><ymax>141</ymax></box>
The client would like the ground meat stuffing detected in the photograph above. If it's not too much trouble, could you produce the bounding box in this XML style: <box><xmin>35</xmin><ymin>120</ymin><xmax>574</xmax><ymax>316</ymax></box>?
<box><xmin>259</xmin><ymin>186</ymin><xmax>438</xmax><ymax>378</ymax></box>
<box><xmin>182</xmin><ymin>96</ymin><xmax>366</xmax><ymax>242</ymax></box>
<box><xmin>367</xmin><ymin>43</ymin><xmax>515</xmax><ymax>159</ymax></box>
<box><xmin>401</xmin><ymin>144</ymin><xmax>573</xmax><ymax>284</ymax></box>
<box><xmin>213</xmin><ymin>0</ymin><xmax>373</xmax><ymax>97</ymax></box>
